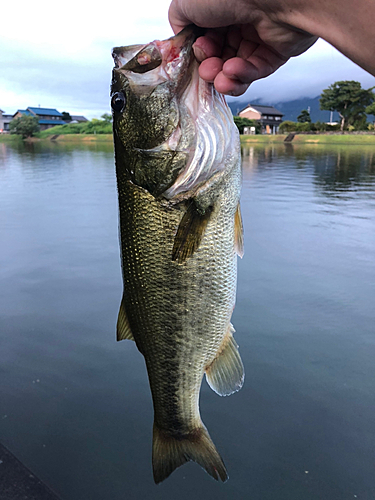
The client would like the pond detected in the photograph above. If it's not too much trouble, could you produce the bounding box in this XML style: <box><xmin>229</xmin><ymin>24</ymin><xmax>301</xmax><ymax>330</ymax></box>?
<box><xmin>0</xmin><ymin>140</ymin><xmax>374</xmax><ymax>499</ymax></box>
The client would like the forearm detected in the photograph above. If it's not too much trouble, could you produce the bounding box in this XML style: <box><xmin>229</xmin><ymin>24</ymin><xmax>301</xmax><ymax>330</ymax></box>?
<box><xmin>275</xmin><ymin>0</ymin><xmax>375</xmax><ymax>76</ymax></box>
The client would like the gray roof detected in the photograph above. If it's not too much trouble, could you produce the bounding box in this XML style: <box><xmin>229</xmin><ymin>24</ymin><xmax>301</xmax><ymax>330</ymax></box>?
<box><xmin>240</xmin><ymin>104</ymin><xmax>283</xmax><ymax>116</ymax></box>
<box><xmin>70</xmin><ymin>115</ymin><xmax>88</xmax><ymax>122</ymax></box>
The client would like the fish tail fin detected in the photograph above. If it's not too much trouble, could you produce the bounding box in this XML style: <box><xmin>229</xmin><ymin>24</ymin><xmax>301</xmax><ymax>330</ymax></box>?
<box><xmin>152</xmin><ymin>422</ymin><xmax>228</xmax><ymax>484</ymax></box>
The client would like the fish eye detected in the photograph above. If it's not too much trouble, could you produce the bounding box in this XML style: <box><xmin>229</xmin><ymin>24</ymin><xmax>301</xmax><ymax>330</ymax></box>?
<box><xmin>111</xmin><ymin>92</ymin><xmax>126</xmax><ymax>113</ymax></box>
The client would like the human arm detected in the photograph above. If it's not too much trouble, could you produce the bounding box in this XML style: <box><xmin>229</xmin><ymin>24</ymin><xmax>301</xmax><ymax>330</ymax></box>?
<box><xmin>168</xmin><ymin>0</ymin><xmax>375</xmax><ymax>96</ymax></box>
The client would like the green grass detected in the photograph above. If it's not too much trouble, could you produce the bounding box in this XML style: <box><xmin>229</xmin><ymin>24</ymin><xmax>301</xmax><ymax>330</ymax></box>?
<box><xmin>241</xmin><ymin>133</ymin><xmax>375</xmax><ymax>145</ymax></box>
<box><xmin>39</xmin><ymin>120</ymin><xmax>112</xmax><ymax>138</ymax></box>
<box><xmin>0</xmin><ymin>134</ymin><xmax>23</xmax><ymax>143</ymax></box>
<box><xmin>240</xmin><ymin>133</ymin><xmax>375</xmax><ymax>145</ymax></box>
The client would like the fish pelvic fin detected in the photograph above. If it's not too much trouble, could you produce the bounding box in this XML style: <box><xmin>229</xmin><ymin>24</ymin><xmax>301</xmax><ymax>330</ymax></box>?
<box><xmin>116</xmin><ymin>297</ymin><xmax>135</xmax><ymax>341</ymax></box>
<box><xmin>234</xmin><ymin>202</ymin><xmax>244</xmax><ymax>258</ymax></box>
<box><xmin>205</xmin><ymin>324</ymin><xmax>244</xmax><ymax>396</ymax></box>
<box><xmin>172</xmin><ymin>201</ymin><xmax>213</xmax><ymax>264</ymax></box>
<box><xmin>152</xmin><ymin>423</ymin><xmax>228</xmax><ymax>484</ymax></box>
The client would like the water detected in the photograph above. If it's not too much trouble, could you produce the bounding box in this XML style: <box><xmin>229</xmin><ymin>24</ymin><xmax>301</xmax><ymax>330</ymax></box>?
<box><xmin>0</xmin><ymin>140</ymin><xmax>374</xmax><ymax>499</ymax></box>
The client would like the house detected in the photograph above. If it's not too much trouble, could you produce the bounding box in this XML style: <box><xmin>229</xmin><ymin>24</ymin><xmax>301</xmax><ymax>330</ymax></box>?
<box><xmin>70</xmin><ymin>115</ymin><xmax>88</xmax><ymax>123</ymax></box>
<box><xmin>0</xmin><ymin>109</ymin><xmax>13</xmax><ymax>133</ymax></box>
<box><xmin>239</xmin><ymin>104</ymin><xmax>284</xmax><ymax>134</ymax></box>
<box><xmin>13</xmin><ymin>107</ymin><xmax>66</xmax><ymax>130</ymax></box>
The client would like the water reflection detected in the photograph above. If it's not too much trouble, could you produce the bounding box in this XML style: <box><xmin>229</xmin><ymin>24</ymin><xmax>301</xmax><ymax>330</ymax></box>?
<box><xmin>1</xmin><ymin>141</ymin><xmax>375</xmax><ymax>500</ymax></box>
<box><xmin>242</xmin><ymin>143</ymin><xmax>375</xmax><ymax>195</ymax></box>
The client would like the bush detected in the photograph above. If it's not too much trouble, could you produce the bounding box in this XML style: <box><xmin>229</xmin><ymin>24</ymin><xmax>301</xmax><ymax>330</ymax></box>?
<box><xmin>314</xmin><ymin>121</ymin><xmax>327</xmax><ymax>132</ymax></box>
<box><xmin>40</xmin><ymin>118</ymin><xmax>112</xmax><ymax>136</ymax></box>
<box><xmin>233</xmin><ymin>116</ymin><xmax>260</xmax><ymax>134</ymax></box>
<box><xmin>9</xmin><ymin>115</ymin><xmax>40</xmax><ymax>138</ymax></box>
<box><xmin>295</xmin><ymin>122</ymin><xmax>311</xmax><ymax>132</ymax></box>
<box><xmin>279</xmin><ymin>121</ymin><xmax>297</xmax><ymax>132</ymax></box>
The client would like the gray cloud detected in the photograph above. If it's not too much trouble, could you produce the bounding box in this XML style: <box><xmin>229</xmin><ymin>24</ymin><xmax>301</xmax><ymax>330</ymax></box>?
<box><xmin>1</xmin><ymin>37</ymin><xmax>374</xmax><ymax>119</ymax></box>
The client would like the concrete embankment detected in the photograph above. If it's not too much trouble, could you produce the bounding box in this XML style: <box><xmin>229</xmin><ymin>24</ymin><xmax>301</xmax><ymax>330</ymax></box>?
<box><xmin>0</xmin><ymin>443</ymin><xmax>61</xmax><ymax>500</ymax></box>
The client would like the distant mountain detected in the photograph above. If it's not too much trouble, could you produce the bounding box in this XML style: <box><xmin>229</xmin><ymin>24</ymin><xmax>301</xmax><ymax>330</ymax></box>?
<box><xmin>227</xmin><ymin>96</ymin><xmax>340</xmax><ymax>123</ymax></box>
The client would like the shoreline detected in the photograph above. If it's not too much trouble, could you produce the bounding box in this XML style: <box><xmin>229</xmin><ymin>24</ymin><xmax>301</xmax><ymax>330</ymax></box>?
<box><xmin>1</xmin><ymin>133</ymin><xmax>375</xmax><ymax>146</ymax></box>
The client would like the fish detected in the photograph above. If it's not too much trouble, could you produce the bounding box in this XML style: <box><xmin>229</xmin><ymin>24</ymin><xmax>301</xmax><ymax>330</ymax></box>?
<box><xmin>111</xmin><ymin>25</ymin><xmax>244</xmax><ymax>484</ymax></box>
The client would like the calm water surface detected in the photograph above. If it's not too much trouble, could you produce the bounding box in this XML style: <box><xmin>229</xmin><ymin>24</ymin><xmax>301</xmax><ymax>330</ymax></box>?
<box><xmin>0</xmin><ymin>140</ymin><xmax>374</xmax><ymax>499</ymax></box>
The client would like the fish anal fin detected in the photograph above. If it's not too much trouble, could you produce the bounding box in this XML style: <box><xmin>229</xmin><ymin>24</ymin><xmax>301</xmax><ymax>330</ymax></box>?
<box><xmin>116</xmin><ymin>298</ymin><xmax>135</xmax><ymax>341</ymax></box>
<box><xmin>205</xmin><ymin>324</ymin><xmax>244</xmax><ymax>396</ymax></box>
<box><xmin>152</xmin><ymin>422</ymin><xmax>228</xmax><ymax>484</ymax></box>
<box><xmin>234</xmin><ymin>203</ymin><xmax>244</xmax><ymax>258</ymax></box>
<box><xmin>172</xmin><ymin>202</ymin><xmax>213</xmax><ymax>264</ymax></box>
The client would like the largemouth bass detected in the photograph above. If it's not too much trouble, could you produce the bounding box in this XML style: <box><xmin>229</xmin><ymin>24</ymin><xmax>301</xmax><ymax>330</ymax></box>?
<box><xmin>111</xmin><ymin>26</ymin><xmax>244</xmax><ymax>483</ymax></box>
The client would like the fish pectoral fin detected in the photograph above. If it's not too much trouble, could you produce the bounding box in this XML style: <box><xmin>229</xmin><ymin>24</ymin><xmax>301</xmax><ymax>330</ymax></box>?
<box><xmin>152</xmin><ymin>422</ymin><xmax>228</xmax><ymax>484</ymax></box>
<box><xmin>172</xmin><ymin>201</ymin><xmax>213</xmax><ymax>264</ymax></box>
<box><xmin>205</xmin><ymin>324</ymin><xmax>244</xmax><ymax>396</ymax></box>
<box><xmin>234</xmin><ymin>202</ymin><xmax>244</xmax><ymax>258</ymax></box>
<box><xmin>116</xmin><ymin>298</ymin><xmax>135</xmax><ymax>341</ymax></box>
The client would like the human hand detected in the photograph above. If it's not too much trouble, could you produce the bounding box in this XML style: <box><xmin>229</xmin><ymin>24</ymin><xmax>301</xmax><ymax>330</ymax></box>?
<box><xmin>169</xmin><ymin>0</ymin><xmax>318</xmax><ymax>96</ymax></box>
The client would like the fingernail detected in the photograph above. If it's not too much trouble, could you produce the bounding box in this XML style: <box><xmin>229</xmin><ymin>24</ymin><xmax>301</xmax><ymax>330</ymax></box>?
<box><xmin>193</xmin><ymin>45</ymin><xmax>207</xmax><ymax>62</ymax></box>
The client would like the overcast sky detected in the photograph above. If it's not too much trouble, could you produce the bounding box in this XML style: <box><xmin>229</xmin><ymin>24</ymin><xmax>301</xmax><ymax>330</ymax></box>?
<box><xmin>1</xmin><ymin>0</ymin><xmax>374</xmax><ymax>119</ymax></box>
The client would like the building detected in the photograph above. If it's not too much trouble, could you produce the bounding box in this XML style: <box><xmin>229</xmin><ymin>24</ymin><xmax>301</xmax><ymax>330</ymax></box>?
<box><xmin>0</xmin><ymin>109</ymin><xmax>13</xmax><ymax>133</ymax></box>
<box><xmin>70</xmin><ymin>115</ymin><xmax>88</xmax><ymax>123</ymax></box>
<box><xmin>239</xmin><ymin>104</ymin><xmax>284</xmax><ymax>134</ymax></box>
<box><xmin>13</xmin><ymin>107</ymin><xmax>66</xmax><ymax>130</ymax></box>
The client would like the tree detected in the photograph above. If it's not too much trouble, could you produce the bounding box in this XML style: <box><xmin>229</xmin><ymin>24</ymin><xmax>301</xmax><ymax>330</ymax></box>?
<box><xmin>101</xmin><ymin>113</ymin><xmax>112</xmax><ymax>124</ymax></box>
<box><xmin>320</xmin><ymin>81</ymin><xmax>374</xmax><ymax>131</ymax></box>
<box><xmin>9</xmin><ymin>115</ymin><xmax>40</xmax><ymax>138</ymax></box>
<box><xmin>61</xmin><ymin>111</ymin><xmax>72</xmax><ymax>122</ymax></box>
<box><xmin>233</xmin><ymin>116</ymin><xmax>260</xmax><ymax>134</ymax></box>
<box><xmin>365</xmin><ymin>102</ymin><xmax>375</xmax><ymax>115</ymax></box>
<box><xmin>279</xmin><ymin>121</ymin><xmax>296</xmax><ymax>132</ymax></box>
<box><xmin>297</xmin><ymin>109</ymin><xmax>311</xmax><ymax>123</ymax></box>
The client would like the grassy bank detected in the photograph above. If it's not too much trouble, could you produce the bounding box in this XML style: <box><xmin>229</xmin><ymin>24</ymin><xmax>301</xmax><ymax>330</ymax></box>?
<box><xmin>2</xmin><ymin>132</ymin><xmax>375</xmax><ymax>146</ymax></box>
<box><xmin>0</xmin><ymin>133</ymin><xmax>113</xmax><ymax>144</ymax></box>
<box><xmin>0</xmin><ymin>134</ymin><xmax>23</xmax><ymax>144</ymax></box>
<box><xmin>240</xmin><ymin>133</ymin><xmax>375</xmax><ymax>145</ymax></box>
<box><xmin>43</xmin><ymin>134</ymin><xmax>113</xmax><ymax>143</ymax></box>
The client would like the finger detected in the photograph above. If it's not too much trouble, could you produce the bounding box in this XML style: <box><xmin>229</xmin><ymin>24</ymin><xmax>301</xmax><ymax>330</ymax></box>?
<box><xmin>213</xmin><ymin>72</ymin><xmax>250</xmax><ymax>96</ymax></box>
<box><xmin>198</xmin><ymin>57</ymin><xmax>224</xmax><ymax>82</ymax></box>
<box><xmin>222</xmin><ymin>46</ymin><xmax>288</xmax><ymax>83</ymax></box>
<box><xmin>237</xmin><ymin>39</ymin><xmax>259</xmax><ymax>60</ymax></box>
<box><xmin>193</xmin><ymin>34</ymin><xmax>224</xmax><ymax>61</ymax></box>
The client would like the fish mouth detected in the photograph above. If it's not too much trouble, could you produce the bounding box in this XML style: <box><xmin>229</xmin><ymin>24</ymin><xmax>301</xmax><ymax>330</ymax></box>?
<box><xmin>112</xmin><ymin>25</ymin><xmax>204</xmax><ymax>83</ymax></box>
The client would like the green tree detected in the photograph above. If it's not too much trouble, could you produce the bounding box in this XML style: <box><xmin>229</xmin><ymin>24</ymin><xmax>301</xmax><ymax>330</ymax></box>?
<box><xmin>279</xmin><ymin>120</ymin><xmax>297</xmax><ymax>132</ymax></box>
<box><xmin>365</xmin><ymin>102</ymin><xmax>375</xmax><ymax>115</ymax></box>
<box><xmin>9</xmin><ymin>115</ymin><xmax>40</xmax><ymax>138</ymax></box>
<box><xmin>365</xmin><ymin>102</ymin><xmax>375</xmax><ymax>129</ymax></box>
<box><xmin>233</xmin><ymin>116</ymin><xmax>260</xmax><ymax>134</ymax></box>
<box><xmin>101</xmin><ymin>113</ymin><xmax>112</xmax><ymax>124</ymax></box>
<box><xmin>61</xmin><ymin>111</ymin><xmax>72</xmax><ymax>122</ymax></box>
<box><xmin>297</xmin><ymin>109</ymin><xmax>311</xmax><ymax>123</ymax></box>
<box><xmin>320</xmin><ymin>81</ymin><xmax>374</xmax><ymax>131</ymax></box>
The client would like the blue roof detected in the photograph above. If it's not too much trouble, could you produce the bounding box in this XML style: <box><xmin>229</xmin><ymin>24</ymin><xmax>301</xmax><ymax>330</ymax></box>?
<box><xmin>28</xmin><ymin>107</ymin><xmax>63</xmax><ymax>117</ymax></box>
<box><xmin>38</xmin><ymin>120</ymin><xmax>66</xmax><ymax>125</ymax></box>
<box><xmin>15</xmin><ymin>109</ymin><xmax>33</xmax><ymax>116</ymax></box>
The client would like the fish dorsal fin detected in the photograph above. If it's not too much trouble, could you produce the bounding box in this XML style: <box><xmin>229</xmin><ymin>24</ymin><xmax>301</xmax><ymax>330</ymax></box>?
<box><xmin>117</xmin><ymin>298</ymin><xmax>135</xmax><ymax>341</ymax></box>
<box><xmin>234</xmin><ymin>203</ymin><xmax>244</xmax><ymax>258</ymax></box>
<box><xmin>205</xmin><ymin>324</ymin><xmax>244</xmax><ymax>396</ymax></box>
<box><xmin>172</xmin><ymin>201</ymin><xmax>213</xmax><ymax>264</ymax></box>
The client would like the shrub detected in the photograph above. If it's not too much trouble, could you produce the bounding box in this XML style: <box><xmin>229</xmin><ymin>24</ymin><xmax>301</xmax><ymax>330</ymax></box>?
<box><xmin>9</xmin><ymin>115</ymin><xmax>40</xmax><ymax>138</ymax></box>
<box><xmin>279</xmin><ymin>121</ymin><xmax>297</xmax><ymax>132</ymax></box>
